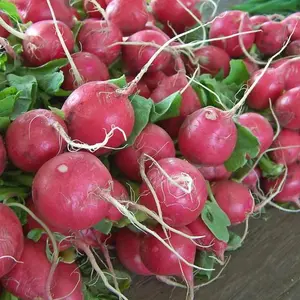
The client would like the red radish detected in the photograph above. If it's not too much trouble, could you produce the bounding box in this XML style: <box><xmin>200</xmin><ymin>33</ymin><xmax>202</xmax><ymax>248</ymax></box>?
<box><xmin>139</xmin><ymin>157</ymin><xmax>208</xmax><ymax>227</ymax></box>
<box><xmin>122</xmin><ymin>30</ymin><xmax>172</xmax><ymax>74</ymax></box>
<box><xmin>238</xmin><ymin>112</ymin><xmax>274</xmax><ymax>155</ymax></box>
<box><xmin>162</xmin><ymin>54</ymin><xmax>185</xmax><ymax>77</ymax></box>
<box><xmin>0</xmin><ymin>136</ymin><xmax>6</xmax><ymax>176</ymax></box>
<box><xmin>5</xmin><ymin>109</ymin><xmax>67</xmax><ymax>173</ymax></box>
<box><xmin>255</xmin><ymin>21</ymin><xmax>288</xmax><ymax>55</ymax></box>
<box><xmin>22</xmin><ymin>20</ymin><xmax>75</xmax><ymax>67</ymax></box>
<box><xmin>1</xmin><ymin>240</ymin><xmax>83</xmax><ymax>300</ymax></box>
<box><xmin>126</xmin><ymin>76</ymin><xmax>151</xmax><ymax>98</ymax></box>
<box><xmin>116</xmin><ymin>228</ymin><xmax>152</xmax><ymax>275</ymax></box>
<box><xmin>11</xmin><ymin>0</ymin><xmax>75</xmax><ymax>28</ymax></box>
<box><xmin>277</xmin><ymin>59</ymin><xmax>300</xmax><ymax>91</ymax></box>
<box><xmin>271</xmin><ymin>58</ymin><xmax>289</xmax><ymax>68</ymax></box>
<box><xmin>250</xmin><ymin>15</ymin><xmax>270</xmax><ymax>28</ymax></box>
<box><xmin>196</xmin><ymin>164</ymin><xmax>231</xmax><ymax>182</ymax></box>
<box><xmin>270</xmin><ymin>129</ymin><xmax>300</xmax><ymax>166</ymax></box>
<box><xmin>157</xmin><ymin>117</ymin><xmax>185</xmax><ymax>139</ymax></box>
<box><xmin>209</xmin><ymin>10</ymin><xmax>255</xmax><ymax>58</ymax></box>
<box><xmin>140</xmin><ymin>226</ymin><xmax>196</xmax><ymax>284</ymax></box>
<box><xmin>275</xmin><ymin>87</ymin><xmax>300</xmax><ymax>130</ymax></box>
<box><xmin>0</xmin><ymin>204</ymin><xmax>24</xmax><ymax>278</ymax></box>
<box><xmin>62</xmin><ymin>52</ymin><xmax>110</xmax><ymax>90</ymax></box>
<box><xmin>212</xmin><ymin>180</ymin><xmax>254</xmax><ymax>225</ymax></box>
<box><xmin>106</xmin><ymin>0</ymin><xmax>148</xmax><ymax>36</ymax></box>
<box><xmin>32</xmin><ymin>152</ymin><xmax>112</xmax><ymax>231</ymax></box>
<box><xmin>83</xmin><ymin>0</ymin><xmax>107</xmax><ymax>18</ymax></box>
<box><xmin>188</xmin><ymin>45</ymin><xmax>231</xmax><ymax>77</ymax></box>
<box><xmin>142</xmin><ymin>71</ymin><xmax>166</xmax><ymax>90</ymax></box>
<box><xmin>151</xmin><ymin>0</ymin><xmax>201</xmax><ymax>33</ymax></box>
<box><xmin>0</xmin><ymin>12</ymin><xmax>11</xmax><ymax>38</ymax></box>
<box><xmin>62</xmin><ymin>81</ymin><xmax>134</xmax><ymax>156</ymax></box>
<box><xmin>114</xmin><ymin>124</ymin><xmax>175</xmax><ymax>181</ymax></box>
<box><xmin>243</xmin><ymin>58</ymin><xmax>259</xmax><ymax>75</ymax></box>
<box><xmin>78</xmin><ymin>19</ymin><xmax>123</xmax><ymax>65</ymax></box>
<box><xmin>246</xmin><ymin>68</ymin><xmax>284</xmax><ymax>110</ymax></box>
<box><xmin>242</xmin><ymin>167</ymin><xmax>261</xmax><ymax>189</ymax></box>
<box><xmin>282</xmin><ymin>13</ymin><xmax>300</xmax><ymax>41</ymax></box>
<box><xmin>187</xmin><ymin>218</ymin><xmax>227</xmax><ymax>261</ymax></box>
<box><xmin>78</xmin><ymin>228</ymin><xmax>111</xmax><ymax>248</ymax></box>
<box><xmin>263</xmin><ymin>163</ymin><xmax>300</xmax><ymax>205</ymax></box>
<box><xmin>285</xmin><ymin>40</ymin><xmax>300</xmax><ymax>56</ymax></box>
<box><xmin>178</xmin><ymin>107</ymin><xmax>237</xmax><ymax>165</ymax></box>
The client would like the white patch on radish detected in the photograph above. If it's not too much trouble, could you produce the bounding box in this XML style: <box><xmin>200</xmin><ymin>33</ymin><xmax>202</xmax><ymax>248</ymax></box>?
<box><xmin>58</xmin><ymin>164</ymin><xmax>68</xmax><ymax>173</ymax></box>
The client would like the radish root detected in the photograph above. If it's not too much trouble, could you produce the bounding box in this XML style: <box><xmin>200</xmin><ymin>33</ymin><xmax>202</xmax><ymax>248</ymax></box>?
<box><xmin>88</xmin><ymin>0</ymin><xmax>108</xmax><ymax>22</ymax></box>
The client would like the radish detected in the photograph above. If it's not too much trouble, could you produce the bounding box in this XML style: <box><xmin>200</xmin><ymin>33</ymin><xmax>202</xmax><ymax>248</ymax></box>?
<box><xmin>139</xmin><ymin>157</ymin><xmax>207</xmax><ymax>227</ymax></box>
<box><xmin>32</xmin><ymin>152</ymin><xmax>112</xmax><ymax>231</ymax></box>
<box><xmin>114</xmin><ymin>124</ymin><xmax>175</xmax><ymax>181</ymax></box>
<box><xmin>271</xmin><ymin>58</ymin><xmax>289</xmax><ymax>69</ymax></box>
<box><xmin>282</xmin><ymin>13</ymin><xmax>300</xmax><ymax>41</ymax></box>
<box><xmin>122</xmin><ymin>30</ymin><xmax>172</xmax><ymax>74</ymax></box>
<box><xmin>77</xmin><ymin>19</ymin><xmax>123</xmax><ymax>65</ymax></box>
<box><xmin>61</xmin><ymin>81</ymin><xmax>135</xmax><ymax>156</ymax></box>
<box><xmin>158</xmin><ymin>117</ymin><xmax>185</xmax><ymax>139</ymax></box>
<box><xmin>5</xmin><ymin>109</ymin><xmax>68</xmax><ymax>173</ymax></box>
<box><xmin>277</xmin><ymin>59</ymin><xmax>300</xmax><ymax>91</ymax></box>
<box><xmin>0</xmin><ymin>136</ymin><xmax>7</xmax><ymax>176</ymax></box>
<box><xmin>151</xmin><ymin>0</ymin><xmax>201</xmax><ymax>33</ymax></box>
<box><xmin>79</xmin><ymin>228</ymin><xmax>111</xmax><ymax>248</ymax></box>
<box><xmin>196</xmin><ymin>164</ymin><xmax>231</xmax><ymax>182</ymax></box>
<box><xmin>285</xmin><ymin>40</ymin><xmax>300</xmax><ymax>56</ymax></box>
<box><xmin>243</xmin><ymin>57</ymin><xmax>259</xmax><ymax>75</ymax></box>
<box><xmin>126</xmin><ymin>75</ymin><xmax>151</xmax><ymax>98</ymax></box>
<box><xmin>212</xmin><ymin>180</ymin><xmax>254</xmax><ymax>225</ymax></box>
<box><xmin>11</xmin><ymin>0</ymin><xmax>75</xmax><ymax>28</ymax></box>
<box><xmin>178</xmin><ymin>107</ymin><xmax>237</xmax><ymax>165</ymax></box>
<box><xmin>0</xmin><ymin>204</ymin><xmax>24</xmax><ymax>278</ymax></box>
<box><xmin>1</xmin><ymin>239</ymin><xmax>83</xmax><ymax>300</ymax></box>
<box><xmin>187</xmin><ymin>218</ymin><xmax>227</xmax><ymax>261</ymax></box>
<box><xmin>238</xmin><ymin>112</ymin><xmax>274</xmax><ymax>155</ymax></box>
<box><xmin>83</xmin><ymin>0</ymin><xmax>107</xmax><ymax>18</ymax></box>
<box><xmin>116</xmin><ymin>228</ymin><xmax>152</xmax><ymax>275</ymax></box>
<box><xmin>242</xmin><ymin>167</ymin><xmax>261</xmax><ymax>190</ymax></box>
<box><xmin>263</xmin><ymin>163</ymin><xmax>300</xmax><ymax>206</ymax></box>
<box><xmin>209</xmin><ymin>10</ymin><xmax>255</xmax><ymax>58</ymax></box>
<box><xmin>188</xmin><ymin>45</ymin><xmax>231</xmax><ymax>77</ymax></box>
<box><xmin>270</xmin><ymin>129</ymin><xmax>300</xmax><ymax>166</ymax></box>
<box><xmin>250</xmin><ymin>15</ymin><xmax>270</xmax><ymax>28</ymax></box>
<box><xmin>142</xmin><ymin>71</ymin><xmax>167</xmax><ymax>91</ymax></box>
<box><xmin>140</xmin><ymin>226</ymin><xmax>196</xmax><ymax>292</ymax></box>
<box><xmin>275</xmin><ymin>87</ymin><xmax>300</xmax><ymax>130</ymax></box>
<box><xmin>0</xmin><ymin>12</ymin><xmax>11</xmax><ymax>38</ymax></box>
<box><xmin>106</xmin><ymin>0</ymin><xmax>148</xmax><ymax>36</ymax></box>
<box><xmin>61</xmin><ymin>52</ymin><xmax>110</xmax><ymax>90</ymax></box>
<box><xmin>246</xmin><ymin>68</ymin><xmax>284</xmax><ymax>110</ymax></box>
<box><xmin>255</xmin><ymin>21</ymin><xmax>288</xmax><ymax>56</ymax></box>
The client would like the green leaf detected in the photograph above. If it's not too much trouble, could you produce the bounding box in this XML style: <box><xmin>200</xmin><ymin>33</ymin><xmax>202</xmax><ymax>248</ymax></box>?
<box><xmin>49</xmin><ymin>106</ymin><xmax>65</xmax><ymax>120</ymax></box>
<box><xmin>108</xmin><ymin>75</ymin><xmax>127</xmax><ymax>88</ymax></box>
<box><xmin>115</xmin><ymin>210</ymin><xmax>148</xmax><ymax>228</ymax></box>
<box><xmin>223</xmin><ymin>60</ymin><xmax>250</xmax><ymax>86</ymax></box>
<box><xmin>126</xmin><ymin>95</ymin><xmax>153</xmax><ymax>145</ymax></box>
<box><xmin>227</xmin><ymin>231</ymin><xmax>242</xmax><ymax>251</ymax></box>
<box><xmin>150</xmin><ymin>92</ymin><xmax>182</xmax><ymax>123</ymax></box>
<box><xmin>194</xmin><ymin>251</ymin><xmax>216</xmax><ymax>280</ymax></box>
<box><xmin>93</xmin><ymin>218</ymin><xmax>113</xmax><ymax>235</ymax></box>
<box><xmin>37</xmin><ymin>71</ymin><xmax>65</xmax><ymax>95</ymax></box>
<box><xmin>224</xmin><ymin>123</ymin><xmax>260</xmax><ymax>172</ymax></box>
<box><xmin>0</xmin><ymin>290</ymin><xmax>19</xmax><ymax>300</ymax></box>
<box><xmin>54</xmin><ymin>89</ymin><xmax>72</xmax><ymax>97</ymax></box>
<box><xmin>7</xmin><ymin>74</ymin><xmax>37</xmax><ymax>119</ymax></box>
<box><xmin>0</xmin><ymin>1</ymin><xmax>21</xmax><ymax>21</ymax></box>
<box><xmin>0</xmin><ymin>186</ymin><xmax>29</xmax><ymax>201</ymax></box>
<box><xmin>0</xmin><ymin>87</ymin><xmax>19</xmax><ymax>117</ymax></box>
<box><xmin>27</xmin><ymin>228</ymin><xmax>44</xmax><ymax>242</ymax></box>
<box><xmin>0</xmin><ymin>116</ymin><xmax>10</xmax><ymax>131</ymax></box>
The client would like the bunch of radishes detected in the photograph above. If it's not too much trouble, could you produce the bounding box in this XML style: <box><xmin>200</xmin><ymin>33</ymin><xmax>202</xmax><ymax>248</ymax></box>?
<box><xmin>0</xmin><ymin>0</ymin><xmax>300</xmax><ymax>299</ymax></box>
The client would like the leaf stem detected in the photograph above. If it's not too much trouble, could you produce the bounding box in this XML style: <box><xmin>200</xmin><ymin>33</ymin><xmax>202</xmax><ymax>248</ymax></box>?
<box><xmin>0</xmin><ymin>17</ymin><xmax>27</xmax><ymax>40</ymax></box>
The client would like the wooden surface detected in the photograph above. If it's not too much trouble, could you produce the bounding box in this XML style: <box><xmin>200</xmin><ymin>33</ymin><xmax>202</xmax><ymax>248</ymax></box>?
<box><xmin>126</xmin><ymin>209</ymin><xmax>300</xmax><ymax>300</ymax></box>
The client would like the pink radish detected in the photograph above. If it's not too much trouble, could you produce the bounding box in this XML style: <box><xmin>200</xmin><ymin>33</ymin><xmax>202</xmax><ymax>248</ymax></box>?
<box><xmin>32</xmin><ymin>152</ymin><xmax>112</xmax><ymax>231</ymax></box>
<box><xmin>0</xmin><ymin>12</ymin><xmax>11</xmax><ymax>38</ymax></box>
<box><xmin>196</xmin><ymin>164</ymin><xmax>231</xmax><ymax>182</ymax></box>
<box><xmin>83</xmin><ymin>0</ymin><xmax>107</xmax><ymax>18</ymax></box>
<box><xmin>243</xmin><ymin>57</ymin><xmax>259</xmax><ymax>75</ymax></box>
<box><xmin>126</xmin><ymin>76</ymin><xmax>151</xmax><ymax>98</ymax></box>
<box><xmin>142</xmin><ymin>71</ymin><xmax>167</xmax><ymax>91</ymax></box>
<box><xmin>139</xmin><ymin>157</ymin><xmax>208</xmax><ymax>227</ymax></box>
<box><xmin>285</xmin><ymin>40</ymin><xmax>300</xmax><ymax>56</ymax></box>
<box><xmin>178</xmin><ymin>107</ymin><xmax>237</xmax><ymax>165</ymax></box>
<box><xmin>250</xmin><ymin>15</ymin><xmax>270</xmax><ymax>28</ymax></box>
<box><xmin>212</xmin><ymin>180</ymin><xmax>254</xmax><ymax>224</ymax></box>
<box><xmin>78</xmin><ymin>228</ymin><xmax>111</xmax><ymax>248</ymax></box>
<box><xmin>242</xmin><ymin>168</ymin><xmax>261</xmax><ymax>190</ymax></box>
<box><xmin>114</xmin><ymin>124</ymin><xmax>175</xmax><ymax>181</ymax></box>
<box><xmin>277</xmin><ymin>59</ymin><xmax>300</xmax><ymax>91</ymax></box>
<box><xmin>61</xmin><ymin>81</ymin><xmax>135</xmax><ymax>156</ymax></box>
<box><xmin>61</xmin><ymin>52</ymin><xmax>110</xmax><ymax>90</ymax></box>
<box><xmin>282</xmin><ymin>13</ymin><xmax>300</xmax><ymax>41</ymax></box>
<box><xmin>0</xmin><ymin>204</ymin><xmax>24</xmax><ymax>278</ymax></box>
<box><xmin>106</xmin><ymin>0</ymin><xmax>148</xmax><ymax>36</ymax></box>
<box><xmin>116</xmin><ymin>228</ymin><xmax>152</xmax><ymax>275</ymax></box>
<box><xmin>209</xmin><ymin>10</ymin><xmax>255</xmax><ymax>58</ymax></box>
<box><xmin>5</xmin><ymin>109</ymin><xmax>68</xmax><ymax>173</ymax></box>
<box><xmin>77</xmin><ymin>19</ymin><xmax>123</xmax><ymax>65</ymax></box>
<box><xmin>0</xmin><ymin>136</ymin><xmax>6</xmax><ymax>176</ymax></box>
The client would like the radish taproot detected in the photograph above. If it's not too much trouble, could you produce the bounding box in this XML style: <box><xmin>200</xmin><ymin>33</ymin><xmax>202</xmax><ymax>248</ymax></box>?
<box><xmin>5</xmin><ymin>109</ymin><xmax>68</xmax><ymax>173</ymax></box>
<box><xmin>139</xmin><ymin>157</ymin><xmax>207</xmax><ymax>227</ymax></box>
<box><xmin>32</xmin><ymin>152</ymin><xmax>112</xmax><ymax>231</ymax></box>
<box><xmin>114</xmin><ymin>124</ymin><xmax>175</xmax><ymax>181</ymax></box>
<box><xmin>0</xmin><ymin>204</ymin><xmax>24</xmax><ymax>278</ymax></box>
<box><xmin>178</xmin><ymin>107</ymin><xmax>237</xmax><ymax>165</ymax></box>
<box><xmin>61</xmin><ymin>81</ymin><xmax>134</xmax><ymax>156</ymax></box>
<box><xmin>212</xmin><ymin>180</ymin><xmax>254</xmax><ymax>225</ymax></box>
